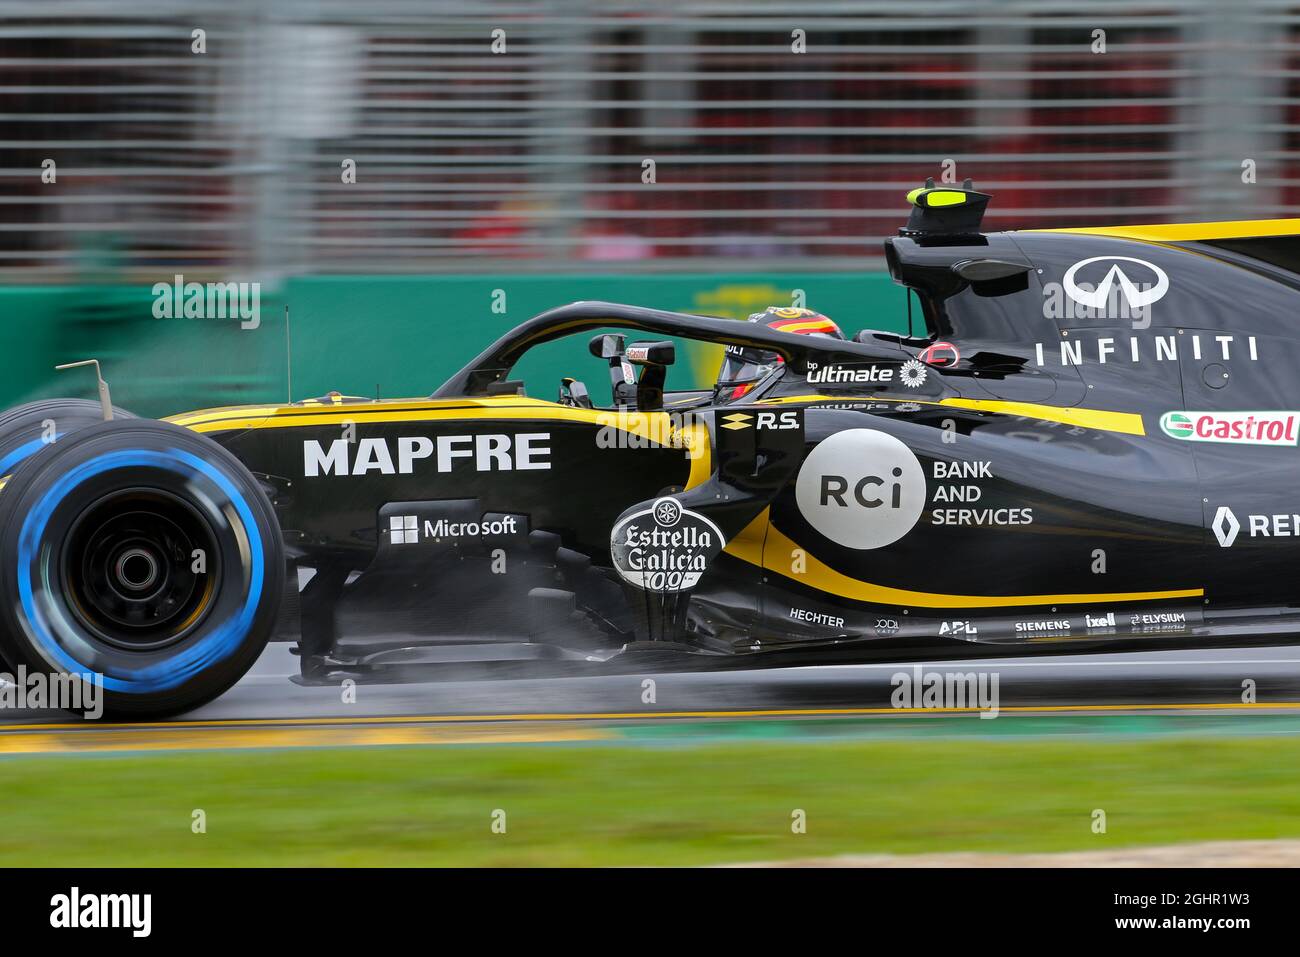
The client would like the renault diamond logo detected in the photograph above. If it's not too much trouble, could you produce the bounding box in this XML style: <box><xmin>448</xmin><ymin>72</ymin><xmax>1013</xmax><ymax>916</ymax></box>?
<box><xmin>1063</xmin><ymin>256</ymin><xmax>1169</xmax><ymax>310</ymax></box>
<box><xmin>1213</xmin><ymin>505</ymin><xmax>1240</xmax><ymax>548</ymax></box>
<box><xmin>721</xmin><ymin>413</ymin><xmax>753</xmax><ymax>431</ymax></box>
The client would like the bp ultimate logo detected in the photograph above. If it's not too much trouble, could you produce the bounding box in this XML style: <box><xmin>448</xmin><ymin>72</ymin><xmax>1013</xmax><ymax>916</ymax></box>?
<box><xmin>1160</xmin><ymin>411</ymin><xmax>1299</xmax><ymax>447</ymax></box>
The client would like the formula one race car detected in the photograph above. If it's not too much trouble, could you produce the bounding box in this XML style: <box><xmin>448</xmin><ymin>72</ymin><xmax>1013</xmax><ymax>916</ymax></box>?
<box><xmin>4</xmin><ymin>181</ymin><xmax>1300</xmax><ymax>716</ymax></box>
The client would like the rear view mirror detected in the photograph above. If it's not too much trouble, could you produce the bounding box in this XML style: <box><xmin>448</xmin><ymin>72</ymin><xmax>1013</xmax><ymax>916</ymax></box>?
<box><xmin>625</xmin><ymin>340</ymin><xmax>675</xmax><ymax>366</ymax></box>
<box><xmin>952</xmin><ymin>258</ymin><xmax>1031</xmax><ymax>298</ymax></box>
<box><xmin>951</xmin><ymin>259</ymin><xmax>1030</xmax><ymax>282</ymax></box>
<box><xmin>589</xmin><ymin>333</ymin><xmax>625</xmax><ymax>360</ymax></box>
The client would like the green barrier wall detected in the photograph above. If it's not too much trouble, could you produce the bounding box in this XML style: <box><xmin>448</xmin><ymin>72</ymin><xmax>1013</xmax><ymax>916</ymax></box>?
<box><xmin>0</xmin><ymin>273</ymin><xmax>905</xmax><ymax>418</ymax></box>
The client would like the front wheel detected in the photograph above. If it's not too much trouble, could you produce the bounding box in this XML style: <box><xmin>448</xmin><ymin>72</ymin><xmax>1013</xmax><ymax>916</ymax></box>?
<box><xmin>0</xmin><ymin>397</ymin><xmax>136</xmax><ymax>674</ymax></box>
<box><xmin>0</xmin><ymin>419</ymin><xmax>284</xmax><ymax>717</ymax></box>
<box><xmin>0</xmin><ymin>397</ymin><xmax>134</xmax><ymax>478</ymax></box>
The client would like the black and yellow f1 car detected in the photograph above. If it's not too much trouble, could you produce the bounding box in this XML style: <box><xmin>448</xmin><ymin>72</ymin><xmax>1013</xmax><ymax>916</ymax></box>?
<box><xmin>3</xmin><ymin>183</ymin><xmax>1300</xmax><ymax>717</ymax></box>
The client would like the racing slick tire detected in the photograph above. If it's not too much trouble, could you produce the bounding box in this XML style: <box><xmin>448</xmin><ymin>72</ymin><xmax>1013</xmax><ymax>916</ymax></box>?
<box><xmin>0</xmin><ymin>419</ymin><xmax>284</xmax><ymax>718</ymax></box>
<box><xmin>0</xmin><ymin>398</ymin><xmax>135</xmax><ymax>478</ymax></box>
<box><xmin>0</xmin><ymin>398</ymin><xmax>136</xmax><ymax>671</ymax></box>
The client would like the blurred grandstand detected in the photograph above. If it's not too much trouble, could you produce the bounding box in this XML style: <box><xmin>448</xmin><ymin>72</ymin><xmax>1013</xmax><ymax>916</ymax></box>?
<box><xmin>2</xmin><ymin>0</ymin><xmax>1297</xmax><ymax>279</ymax></box>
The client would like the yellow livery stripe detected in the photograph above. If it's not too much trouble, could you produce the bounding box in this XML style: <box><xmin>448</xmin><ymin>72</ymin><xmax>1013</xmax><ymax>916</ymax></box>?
<box><xmin>1030</xmin><ymin>218</ymin><xmax>1300</xmax><ymax>242</ymax></box>
<box><xmin>164</xmin><ymin>395</ymin><xmax>562</xmax><ymax>429</ymax></box>
<box><xmin>183</xmin><ymin>404</ymin><xmax>667</xmax><ymax>433</ymax></box>
<box><xmin>723</xmin><ymin>511</ymin><xmax>1202</xmax><ymax>609</ymax></box>
<box><xmin>940</xmin><ymin>398</ymin><xmax>1145</xmax><ymax>436</ymax></box>
<box><xmin>759</xmin><ymin>394</ymin><xmax>1145</xmax><ymax>436</ymax></box>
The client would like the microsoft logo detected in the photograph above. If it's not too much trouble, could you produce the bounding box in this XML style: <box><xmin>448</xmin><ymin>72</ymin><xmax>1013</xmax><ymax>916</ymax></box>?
<box><xmin>389</xmin><ymin>515</ymin><xmax>418</xmax><ymax>544</ymax></box>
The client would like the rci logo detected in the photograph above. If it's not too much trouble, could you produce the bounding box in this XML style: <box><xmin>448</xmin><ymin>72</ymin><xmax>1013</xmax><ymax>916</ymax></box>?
<box><xmin>794</xmin><ymin>429</ymin><xmax>926</xmax><ymax>549</ymax></box>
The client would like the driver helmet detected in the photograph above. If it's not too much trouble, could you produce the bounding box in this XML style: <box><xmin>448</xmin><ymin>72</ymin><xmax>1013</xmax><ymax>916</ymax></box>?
<box><xmin>716</xmin><ymin>307</ymin><xmax>845</xmax><ymax>400</ymax></box>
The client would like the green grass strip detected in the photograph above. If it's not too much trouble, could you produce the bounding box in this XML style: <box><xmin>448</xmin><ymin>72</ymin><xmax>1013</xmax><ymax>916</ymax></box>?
<box><xmin>5</xmin><ymin>735</ymin><xmax>1300</xmax><ymax>866</ymax></box>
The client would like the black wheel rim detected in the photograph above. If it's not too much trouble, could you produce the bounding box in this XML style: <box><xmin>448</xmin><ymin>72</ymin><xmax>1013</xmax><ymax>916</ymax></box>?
<box><xmin>62</xmin><ymin>487</ymin><xmax>220</xmax><ymax>651</ymax></box>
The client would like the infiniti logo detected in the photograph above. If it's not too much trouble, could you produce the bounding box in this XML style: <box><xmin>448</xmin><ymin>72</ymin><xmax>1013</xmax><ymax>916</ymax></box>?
<box><xmin>1063</xmin><ymin>256</ymin><xmax>1169</xmax><ymax>311</ymax></box>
